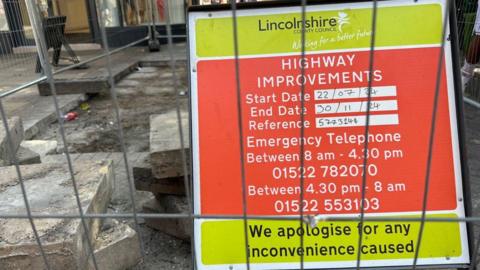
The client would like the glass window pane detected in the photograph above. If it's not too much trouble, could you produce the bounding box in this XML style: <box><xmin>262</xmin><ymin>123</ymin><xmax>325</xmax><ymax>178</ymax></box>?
<box><xmin>0</xmin><ymin>2</ymin><xmax>9</xmax><ymax>31</ymax></box>
<box><xmin>102</xmin><ymin>0</ymin><xmax>121</xmax><ymax>27</ymax></box>
<box><xmin>119</xmin><ymin>0</ymin><xmax>185</xmax><ymax>26</ymax></box>
<box><xmin>155</xmin><ymin>0</ymin><xmax>185</xmax><ymax>24</ymax></box>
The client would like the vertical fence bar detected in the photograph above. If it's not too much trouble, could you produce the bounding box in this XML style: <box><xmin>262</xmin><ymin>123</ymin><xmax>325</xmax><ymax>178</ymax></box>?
<box><xmin>228</xmin><ymin>0</ymin><xmax>251</xmax><ymax>269</ymax></box>
<box><xmin>298</xmin><ymin>0</ymin><xmax>307</xmax><ymax>268</ymax></box>
<box><xmin>412</xmin><ymin>0</ymin><xmax>452</xmax><ymax>268</ymax></box>
<box><xmin>95</xmin><ymin>0</ymin><xmax>146</xmax><ymax>258</ymax></box>
<box><xmin>355</xmin><ymin>0</ymin><xmax>378</xmax><ymax>269</ymax></box>
<box><xmin>24</xmin><ymin>1</ymin><xmax>100</xmax><ymax>269</ymax></box>
<box><xmin>162</xmin><ymin>0</ymin><xmax>196</xmax><ymax>268</ymax></box>
<box><xmin>148</xmin><ymin>0</ymin><xmax>159</xmax><ymax>50</ymax></box>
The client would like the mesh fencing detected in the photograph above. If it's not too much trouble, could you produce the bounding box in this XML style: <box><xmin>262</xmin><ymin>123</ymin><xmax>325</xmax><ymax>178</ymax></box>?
<box><xmin>0</xmin><ymin>0</ymin><xmax>478</xmax><ymax>269</ymax></box>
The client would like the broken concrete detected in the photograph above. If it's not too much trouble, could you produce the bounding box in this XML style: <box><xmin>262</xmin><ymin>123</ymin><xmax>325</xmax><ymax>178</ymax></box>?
<box><xmin>143</xmin><ymin>196</ymin><xmax>191</xmax><ymax>241</ymax></box>
<box><xmin>20</xmin><ymin>140</ymin><xmax>57</xmax><ymax>160</ymax></box>
<box><xmin>14</xmin><ymin>146</ymin><xmax>41</xmax><ymax>165</ymax></box>
<box><xmin>92</xmin><ymin>220</ymin><xmax>141</xmax><ymax>270</ymax></box>
<box><xmin>0</xmin><ymin>161</ymin><xmax>114</xmax><ymax>269</ymax></box>
<box><xmin>0</xmin><ymin>116</ymin><xmax>24</xmax><ymax>162</ymax></box>
<box><xmin>133</xmin><ymin>154</ymin><xmax>185</xmax><ymax>195</ymax></box>
<box><xmin>150</xmin><ymin>110</ymin><xmax>190</xmax><ymax>179</ymax></box>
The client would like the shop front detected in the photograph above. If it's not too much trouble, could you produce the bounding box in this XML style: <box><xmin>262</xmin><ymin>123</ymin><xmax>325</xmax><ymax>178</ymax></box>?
<box><xmin>0</xmin><ymin>0</ymin><xmax>188</xmax><ymax>50</ymax></box>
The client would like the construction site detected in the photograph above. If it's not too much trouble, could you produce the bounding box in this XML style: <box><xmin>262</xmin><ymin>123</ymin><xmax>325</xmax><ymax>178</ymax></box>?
<box><xmin>1</xmin><ymin>0</ymin><xmax>480</xmax><ymax>269</ymax></box>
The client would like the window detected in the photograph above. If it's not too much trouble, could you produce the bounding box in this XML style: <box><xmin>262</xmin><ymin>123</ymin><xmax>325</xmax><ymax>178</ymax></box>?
<box><xmin>120</xmin><ymin>0</ymin><xmax>185</xmax><ymax>26</ymax></box>
<box><xmin>101</xmin><ymin>0</ymin><xmax>121</xmax><ymax>27</ymax></box>
<box><xmin>0</xmin><ymin>2</ymin><xmax>9</xmax><ymax>31</ymax></box>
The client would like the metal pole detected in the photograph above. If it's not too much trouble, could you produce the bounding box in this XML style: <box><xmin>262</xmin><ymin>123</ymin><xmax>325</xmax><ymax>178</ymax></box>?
<box><xmin>96</xmin><ymin>0</ymin><xmax>146</xmax><ymax>257</ymax></box>
<box><xmin>24</xmin><ymin>1</ymin><xmax>100</xmax><ymax>269</ymax></box>
<box><xmin>148</xmin><ymin>0</ymin><xmax>160</xmax><ymax>51</ymax></box>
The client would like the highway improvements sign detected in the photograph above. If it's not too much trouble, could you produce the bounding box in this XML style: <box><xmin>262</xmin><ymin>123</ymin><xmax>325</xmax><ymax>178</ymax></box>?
<box><xmin>188</xmin><ymin>0</ymin><xmax>471</xmax><ymax>269</ymax></box>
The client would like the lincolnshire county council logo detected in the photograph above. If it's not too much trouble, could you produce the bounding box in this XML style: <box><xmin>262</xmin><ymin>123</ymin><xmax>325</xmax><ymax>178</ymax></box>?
<box><xmin>336</xmin><ymin>12</ymin><xmax>350</xmax><ymax>32</ymax></box>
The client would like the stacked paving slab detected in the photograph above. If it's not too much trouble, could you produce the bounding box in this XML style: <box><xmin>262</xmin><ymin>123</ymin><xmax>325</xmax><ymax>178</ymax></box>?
<box><xmin>134</xmin><ymin>109</ymin><xmax>191</xmax><ymax>240</ymax></box>
<box><xmin>0</xmin><ymin>117</ymin><xmax>142</xmax><ymax>269</ymax></box>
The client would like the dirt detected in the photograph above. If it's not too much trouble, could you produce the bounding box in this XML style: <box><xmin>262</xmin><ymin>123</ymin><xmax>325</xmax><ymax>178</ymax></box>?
<box><xmin>34</xmin><ymin>64</ymin><xmax>188</xmax><ymax>154</ymax></box>
<box><xmin>33</xmin><ymin>64</ymin><xmax>192</xmax><ymax>269</ymax></box>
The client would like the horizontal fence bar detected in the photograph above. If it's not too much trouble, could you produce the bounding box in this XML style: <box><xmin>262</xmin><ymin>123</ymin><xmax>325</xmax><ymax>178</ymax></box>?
<box><xmin>464</xmin><ymin>96</ymin><xmax>480</xmax><ymax>108</ymax></box>
<box><xmin>156</xmin><ymin>35</ymin><xmax>187</xmax><ymax>38</ymax></box>
<box><xmin>2</xmin><ymin>213</ymin><xmax>480</xmax><ymax>223</ymax></box>
<box><xmin>0</xmin><ymin>75</ymin><xmax>48</xmax><ymax>98</ymax></box>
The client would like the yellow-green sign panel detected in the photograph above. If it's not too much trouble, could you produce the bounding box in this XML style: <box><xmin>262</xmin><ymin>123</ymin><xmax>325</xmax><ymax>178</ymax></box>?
<box><xmin>195</xmin><ymin>4</ymin><xmax>442</xmax><ymax>57</ymax></box>
<box><xmin>201</xmin><ymin>215</ymin><xmax>461</xmax><ymax>264</ymax></box>
<box><xmin>190</xmin><ymin>0</ymin><xmax>470</xmax><ymax>268</ymax></box>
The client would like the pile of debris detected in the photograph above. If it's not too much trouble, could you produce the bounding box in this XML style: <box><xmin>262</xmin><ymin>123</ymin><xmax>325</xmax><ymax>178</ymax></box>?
<box><xmin>134</xmin><ymin>109</ymin><xmax>191</xmax><ymax>240</ymax></box>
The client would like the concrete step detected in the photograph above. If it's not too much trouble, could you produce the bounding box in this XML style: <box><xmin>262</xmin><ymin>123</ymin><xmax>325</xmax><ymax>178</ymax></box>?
<box><xmin>149</xmin><ymin>110</ymin><xmax>189</xmax><ymax>180</ymax></box>
<box><xmin>37</xmin><ymin>49</ymin><xmax>143</xmax><ymax>96</ymax></box>
<box><xmin>0</xmin><ymin>160</ymin><xmax>114</xmax><ymax>269</ymax></box>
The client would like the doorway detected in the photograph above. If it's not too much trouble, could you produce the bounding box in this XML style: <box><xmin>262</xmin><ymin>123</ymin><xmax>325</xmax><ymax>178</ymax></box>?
<box><xmin>51</xmin><ymin>0</ymin><xmax>92</xmax><ymax>43</ymax></box>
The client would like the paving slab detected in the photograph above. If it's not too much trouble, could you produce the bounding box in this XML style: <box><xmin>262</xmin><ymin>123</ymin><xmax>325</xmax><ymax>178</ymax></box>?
<box><xmin>0</xmin><ymin>116</ymin><xmax>24</xmax><ymax>163</ymax></box>
<box><xmin>134</xmin><ymin>154</ymin><xmax>185</xmax><ymax>195</ymax></box>
<box><xmin>142</xmin><ymin>196</ymin><xmax>191</xmax><ymax>241</ymax></box>
<box><xmin>92</xmin><ymin>220</ymin><xmax>141</xmax><ymax>270</ymax></box>
<box><xmin>150</xmin><ymin>110</ymin><xmax>190</xmax><ymax>179</ymax></box>
<box><xmin>20</xmin><ymin>140</ymin><xmax>57</xmax><ymax>160</ymax></box>
<box><xmin>14</xmin><ymin>146</ymin><xmax>41</xmax><ymax>165</ymax></box>
<box><xmin>0</xmin><ymin>160</ymin><xmax>114</xmax><ymax>270</ymax></box>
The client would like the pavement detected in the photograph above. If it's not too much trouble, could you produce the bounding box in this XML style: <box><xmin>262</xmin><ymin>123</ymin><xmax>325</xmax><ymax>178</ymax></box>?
<box><xmin>0</xmin><ymin>43</ymin><xmax>187</xmax><ymax>95</ymax></box>
<box><xmin>465</xmin><ymin>103</ymin><xmax>480</xmax><ymax>218</ymax></box>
